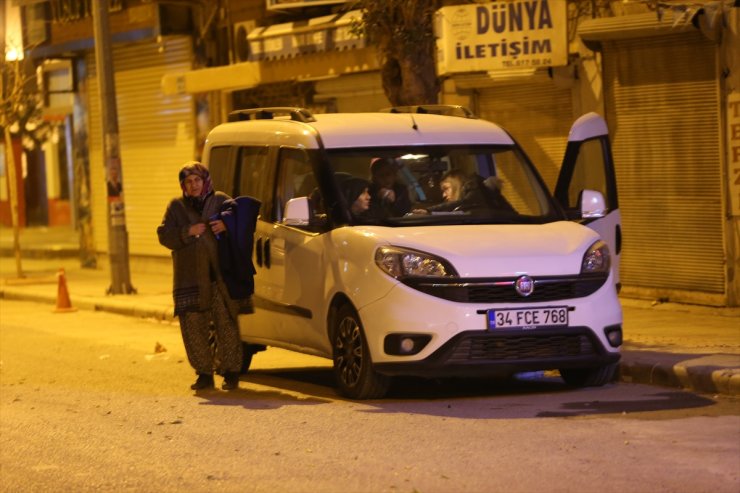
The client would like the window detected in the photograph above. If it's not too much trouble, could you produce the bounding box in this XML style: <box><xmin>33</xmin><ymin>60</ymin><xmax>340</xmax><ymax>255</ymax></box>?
<box><xmin>567</xmin><ymin>138</ymin><xmax>610</xmax><ymax>210</ymax></box>
<box><xmin>275</xmin><ymin>147</ymin><xmax>315</xmax><ymax>222</ymax></box>
<box><xmin>236</xmin><ymin>146</ymin><xmax>272</xmax><ymax>220</ymax></box>
<box><xmin>208</xmin><ymin>146</ymin><xmax>235</xmax><ymax>196</ymax></box>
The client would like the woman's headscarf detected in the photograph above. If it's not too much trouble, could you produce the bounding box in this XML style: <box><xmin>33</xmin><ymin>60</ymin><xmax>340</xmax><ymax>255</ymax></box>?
<box><xmin>178</xmin><ymin>161</ymin><xmax>213</xmax><ymax>198</ymax></box>
<box><xmin>339</xmin><ymin>176</ymin><xmax>370</xmax><ymax>207</ymax></box>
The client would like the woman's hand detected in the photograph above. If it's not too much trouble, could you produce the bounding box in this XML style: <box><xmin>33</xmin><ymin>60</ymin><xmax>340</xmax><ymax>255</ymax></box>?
<box><xmin>209</xmin><ymin>219</ymin><xmax>226</xmax><ymax>235</ymax></box>
<box><xmin>188</xmin><ymin>223</ymin><xmax>206</xmax><ymax>237</ymax></box>
<box><xmin>379</xmin><ymin>188</ymin><xmax>396</xmax><ymax>203</ymax></box>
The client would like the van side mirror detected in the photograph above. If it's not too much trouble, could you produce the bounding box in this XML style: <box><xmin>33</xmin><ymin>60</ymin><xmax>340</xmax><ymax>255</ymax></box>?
<box><xmin>580</xmin><ymin>190</ymin><xmax>607</xmax><ymax>219</ymax></box>
<box><xmin>283</xmin><ymin>197</ymin><xmax>311</xmax><ymax>226</ymax></box>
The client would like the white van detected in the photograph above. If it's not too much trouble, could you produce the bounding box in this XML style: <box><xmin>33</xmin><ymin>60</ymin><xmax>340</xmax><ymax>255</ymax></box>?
<box><xmin>204</xmin><ymin>106</ymin><xmax>623</xmax><ymax>399</ymax></box>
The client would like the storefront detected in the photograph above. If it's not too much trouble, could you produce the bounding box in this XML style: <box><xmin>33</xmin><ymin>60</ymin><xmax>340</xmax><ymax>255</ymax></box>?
<box><xmin>580</xmin><ymin>10</ymin><xmax>734</xmax><ymax>305</ymax></box>
<box><xmin>437</xmin><ymin>2</ymin><xmax>739</xmax><ymax>305</ymax></box>
<box><xmin>85</xmin><ymin>36</ymin><xmax>196</xmax><ymax>256</ymax></box>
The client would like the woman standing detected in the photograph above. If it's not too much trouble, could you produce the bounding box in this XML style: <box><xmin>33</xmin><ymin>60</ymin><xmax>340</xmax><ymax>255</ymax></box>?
<box><xmin>157</xmin><ymin>162</ymin><xmax>243</xmax><ymax>391</ymax></box>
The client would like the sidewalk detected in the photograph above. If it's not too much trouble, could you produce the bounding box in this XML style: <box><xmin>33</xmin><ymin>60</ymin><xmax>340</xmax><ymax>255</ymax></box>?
<box><xmin>1</xmin><ymin>226</ymin><xmax>739</xmax><ymax>396</ymax></box>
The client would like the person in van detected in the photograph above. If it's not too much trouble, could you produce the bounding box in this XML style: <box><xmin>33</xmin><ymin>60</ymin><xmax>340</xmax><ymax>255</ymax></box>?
<box><xmin>156</xmin><ymin>162</ymin><xmax>244</xmax><ymax>392</ymax></box>
<box><xmin>368</xmin><ymin>157</ymin><xmax>411</xmax><ymax>218</ymax></box>
<box><xmin>417</xmin><ymin>170</ymin><xmax>515</xmax><ymax>215</ymax></box>
<box><xmin>412</xmin><ymin>170</ymin><xmax>466</xmax><ymax>213</ymax></box>
<box><xmin>338</xmin><ymin>175</ymin><xmax>372</xmax><ymax>220</ymax></box>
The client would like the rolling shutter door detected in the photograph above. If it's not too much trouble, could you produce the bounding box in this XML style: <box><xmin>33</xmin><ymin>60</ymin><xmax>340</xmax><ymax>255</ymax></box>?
<box><xmin>87</xmin><ymin>36</ymin><xmax>195</xmax><ymax>256</ymax></box>
<box><xmin>478</xmin><ymin>80</ymin><xmax>573</xmax><ymax>190</ymax></box>
<box><xmin>603</xmin><ymin>32</ymin><xmax>723</xmax><ymax>296</ymax></box>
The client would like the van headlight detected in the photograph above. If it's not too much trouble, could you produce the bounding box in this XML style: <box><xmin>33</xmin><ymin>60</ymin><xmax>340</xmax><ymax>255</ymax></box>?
<box><xmin>581</xmin><ymin>240</ymin><xmax>610</xmax><ymax>274</ymax></box>
<box><xmin>375</xmin><ymin>246</ymin><xmax>458</xmax><ymax>279</ymax></box>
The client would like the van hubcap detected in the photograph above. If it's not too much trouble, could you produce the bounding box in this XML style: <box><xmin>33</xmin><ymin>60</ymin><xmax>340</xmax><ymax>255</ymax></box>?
<box><xmin>335</xmin><ymin>317</ymin><xmax>362</xmax><ymax>387</ymax></box>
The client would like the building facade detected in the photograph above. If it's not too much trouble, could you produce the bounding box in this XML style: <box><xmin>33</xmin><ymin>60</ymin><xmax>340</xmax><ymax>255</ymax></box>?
<box><xmin>6</xmin><ymin>0</ymin><xmax>739</xmax><ymax>306</ymax></box>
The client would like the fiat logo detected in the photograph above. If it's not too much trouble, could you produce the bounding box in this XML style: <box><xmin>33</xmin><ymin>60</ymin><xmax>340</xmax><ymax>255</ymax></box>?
<box><xmin>515</xmin><ymin>275</ymin><xmax>535</xmax><ymax>297</ymax></box>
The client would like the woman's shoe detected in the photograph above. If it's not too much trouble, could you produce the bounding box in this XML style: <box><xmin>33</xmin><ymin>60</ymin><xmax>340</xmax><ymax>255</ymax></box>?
<box><xmin>190</xmin><ymin>373</ymin><xmax>214</xmax><ymax>390</ymax></box>
<box><xmin>222</xmin><ymin>372</ymin><xmax>240</xmax><ymax>391</ymax></box>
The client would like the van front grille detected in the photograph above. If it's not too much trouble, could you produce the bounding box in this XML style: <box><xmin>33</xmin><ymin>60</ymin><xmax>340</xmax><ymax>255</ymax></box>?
<box><xmin>404</xmin><ymin>274</ymin><xmax>608</xmax><ymax>303</ymax></box>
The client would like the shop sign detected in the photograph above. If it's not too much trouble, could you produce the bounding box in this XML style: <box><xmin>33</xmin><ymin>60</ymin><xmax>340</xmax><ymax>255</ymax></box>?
<box><xmin>729</xmin><ymin>92</ymin><xmax>740</xmax><ymax>217</ymax></box>
<box><xmin>435</xmin><ymin>0</ymin><xmax>567</xmax><ymax>76</ymax></box>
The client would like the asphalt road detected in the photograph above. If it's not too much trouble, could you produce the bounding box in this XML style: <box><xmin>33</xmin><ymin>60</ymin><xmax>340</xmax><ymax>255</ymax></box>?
<box><xmin>1</xmin><ymin>299</ymin><xmax>738</xmax><ymax>493</ymax></box>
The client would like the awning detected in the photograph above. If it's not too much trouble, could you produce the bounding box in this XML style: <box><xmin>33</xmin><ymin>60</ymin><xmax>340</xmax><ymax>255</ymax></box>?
<box><xmin>161</xmin><ymin>45</ymin><xmax>380</xmax><ymax>96</ymax></box>
<box><xmin>247</xmin><ymin>9</ymin><xmax>365</xmax><ymax>61</ymax></box>
<box><xmin>578</xmin><ymin>11</ymin><xmax>700</xmax><ymax>50</ymax></box>
<box><xmin>161</xmin><ymin>61</ymin><xmax>262</xmax><ymax>95</ymax></box>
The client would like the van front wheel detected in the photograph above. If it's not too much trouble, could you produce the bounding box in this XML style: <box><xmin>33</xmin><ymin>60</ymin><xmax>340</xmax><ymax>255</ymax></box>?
<box><xmin>559</xmin><ymin>363</ymin><xmax>617</xmax><ymax>387</ymax></box>
<box><xmin>332</xmin><ymin>305</ymin><xmax>390</xmax><ymax>400</ymax></box>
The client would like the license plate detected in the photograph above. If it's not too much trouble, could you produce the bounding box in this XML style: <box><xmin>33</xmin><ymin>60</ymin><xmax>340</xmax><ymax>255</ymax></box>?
<box><xmin>488</xmin><ymin>306</ymin><xmax>569</xmax><ymax>330</ymax></box>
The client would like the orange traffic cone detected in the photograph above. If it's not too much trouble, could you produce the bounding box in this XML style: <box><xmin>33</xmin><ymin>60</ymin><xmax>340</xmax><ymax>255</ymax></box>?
<box><xmin>53</xmin><ymin>268</ymin><xmax>77</xmax><ymax>313</ymax></box>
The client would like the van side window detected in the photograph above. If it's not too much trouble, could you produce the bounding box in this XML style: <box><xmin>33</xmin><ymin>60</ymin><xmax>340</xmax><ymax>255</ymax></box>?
<box><xmin>236</xmin><ymin>145</ymin><xmax>272</xmax><ymax>218</ymax></box>
<box><xmin>566</xmin><ymin>138</ymin><xmax>610</xmax><ymax>210</ymax></box>
<box><xmin>208</xmin><ymin>146</ymin><xmax>235</xmax><ymax>196</ymax></box>
<box><xmin>275</xmin><ymin>147</ymin><xmax>316</xmax><ymax>222</ymax></box>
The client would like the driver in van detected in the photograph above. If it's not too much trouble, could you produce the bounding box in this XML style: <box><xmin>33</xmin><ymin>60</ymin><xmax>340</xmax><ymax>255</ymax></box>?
<box><xmin>412</xmin><ymin>170</ymin><xmax>466</xmax><ymax>213</ymax></box>
<box><xmin>414</xmin><ymin>170</ymin><xmax>513</xmax><ymax>214</ymax></box>
<box><xmin>440</xmin><ymin>170</ymin><xmax>465</xmax><ymax>204</ymax></box>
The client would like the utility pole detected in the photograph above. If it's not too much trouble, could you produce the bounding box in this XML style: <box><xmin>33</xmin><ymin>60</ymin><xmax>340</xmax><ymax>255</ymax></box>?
<box><xmin>91</xmin><ymin>0</ymin><xmax>135</xmax><ymax>294</ymax></box>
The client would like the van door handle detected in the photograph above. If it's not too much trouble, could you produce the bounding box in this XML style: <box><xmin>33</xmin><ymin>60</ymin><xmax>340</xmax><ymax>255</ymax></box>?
<box><xmin>255</xmin><ymin>237</ymin><xmax>263</xmax><ymax>267</ymax></box>
<box><xmin>264</xmin><ymin>238</ymin><xmax>271</xmax><ymax>268</ymax></box>
<box><xmin>262</xmin><ymin>238</ymin><xmax>270</xmax><ymax>269</ymax></box>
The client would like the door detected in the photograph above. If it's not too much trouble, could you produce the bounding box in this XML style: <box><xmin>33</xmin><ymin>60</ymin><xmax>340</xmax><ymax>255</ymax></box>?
<box><xmin>252</xmin><ymin>146</ymin><xmax>329</xmax><ymax>354</ymax></box>
<box><xmin>554</xmin><ymin>113</ymin><xmax>621</xmax><ymax>288</ymax></box>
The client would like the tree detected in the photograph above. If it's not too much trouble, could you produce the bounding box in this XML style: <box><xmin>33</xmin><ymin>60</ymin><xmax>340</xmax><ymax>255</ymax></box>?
<box><xmin>351</xmin><ymin>0</ymin><xmax>441</xmax><ymax>106</ymax></box>
<box><xmin>0</xmin><ymin>53</ymin><xmax>48</xmax><ymax>278</ymax></box>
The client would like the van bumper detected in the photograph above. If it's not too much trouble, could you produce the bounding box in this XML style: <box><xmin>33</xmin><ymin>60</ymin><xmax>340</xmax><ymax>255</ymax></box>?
<box><xmin>372</xmin><ymin>326</ymin><xmax>620</xmax><ymax>378</ymax></box>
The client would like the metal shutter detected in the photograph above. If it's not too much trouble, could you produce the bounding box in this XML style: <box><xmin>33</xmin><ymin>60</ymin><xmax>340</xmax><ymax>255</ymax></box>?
<box><xmin>477</xmin><ymin>80</ymin><xmax>573</xmax><ymax>190</ymax></box>
<box><xmin>603</xmin><ymin>32</ymin><xmax>723</xmax><ymax>296</ymax></box>
<box><xmin>86</xmin><ymin>36</ymin><xmax>195</xmax><ymax>256</ymax></box>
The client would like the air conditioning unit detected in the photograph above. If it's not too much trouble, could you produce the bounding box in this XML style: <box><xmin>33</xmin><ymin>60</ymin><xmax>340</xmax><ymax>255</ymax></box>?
<box><xmin>234</xmin><ymin>20</ymin><xmax>257</xmax><ymax>63</ymax></box>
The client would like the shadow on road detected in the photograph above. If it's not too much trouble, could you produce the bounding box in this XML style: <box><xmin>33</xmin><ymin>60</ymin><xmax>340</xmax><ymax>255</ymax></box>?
<box><xmin>194</xmin><ymin>382</ymin><xmax>332</xmax><ymax>410</ymax></box>
<box><xmin>238</xmin><ymin>366</ymin><xmax>718</xmax><ymax>419</ymax></box>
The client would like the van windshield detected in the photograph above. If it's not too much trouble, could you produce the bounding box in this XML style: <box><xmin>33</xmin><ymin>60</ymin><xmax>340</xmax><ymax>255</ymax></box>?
<box><xmin>325</xmin><ymin>146</ymin><xmax>562</xmax><ymax>225</ymax></box>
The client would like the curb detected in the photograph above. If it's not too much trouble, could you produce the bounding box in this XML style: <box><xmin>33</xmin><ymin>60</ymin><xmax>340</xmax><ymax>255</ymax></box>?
<box><xmin>1</xmin><ymin>286</ymin><xmax>738</xmax><ymax>396</ymax></box>
<box><xmin>0</xmin><ymin>288</ymin><xmax>176</xmax><ymax>322</ymax></box>
<box><xmin>0</xmin><ymin>247</ymin><xmax>79</xmax><ymax>259</ymax></box>
<box><xmin>619</xmin><ymin>351</ymin><xmax>740</xmax><ymax>396</ymax></box>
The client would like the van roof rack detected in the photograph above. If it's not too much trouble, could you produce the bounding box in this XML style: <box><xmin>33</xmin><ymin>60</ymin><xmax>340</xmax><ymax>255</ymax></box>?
<box><xmin>380</xmin><ymin>105</ymin><xmax>476</xmax><ymax>119</ymax></box>
<box><xmin>228</xmin><ymin>107</ymin><xmax>316</xmax><ymax>123</ymax></box>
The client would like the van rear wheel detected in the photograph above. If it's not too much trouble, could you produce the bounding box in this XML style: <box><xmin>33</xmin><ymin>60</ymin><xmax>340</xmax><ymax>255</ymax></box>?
<box><xmin>332</xmin><ymin>304</ymin><xmax>390</xmax><ymax>400</ymax></box>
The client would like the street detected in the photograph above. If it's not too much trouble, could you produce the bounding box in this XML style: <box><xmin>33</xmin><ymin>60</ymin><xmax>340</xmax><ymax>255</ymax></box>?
<box><xmin>1</xmin><ymin>299</ymin><xmax>738</xmax><ymax>493</ymax></box>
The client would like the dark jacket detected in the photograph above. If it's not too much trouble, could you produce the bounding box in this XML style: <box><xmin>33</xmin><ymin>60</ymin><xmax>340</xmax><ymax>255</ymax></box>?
<box><xmin>215</xmin><ymin>196</ymin><xmax>261</xmax><ymax>306</ymax></box>
<box><xmin>157</xmin><ymin>191</ymin><xmax>235</xmax><ymax>316</ymax></box>
<box><xmin>368</xmin><ymin>182</ymin><xmax>412</xmax><ymax>218</ymax></box>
